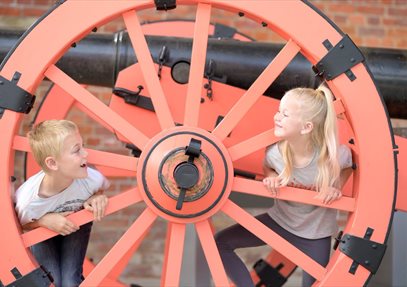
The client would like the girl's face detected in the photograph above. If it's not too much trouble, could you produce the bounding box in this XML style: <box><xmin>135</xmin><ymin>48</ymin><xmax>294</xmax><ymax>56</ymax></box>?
<box><xmin>54</xmin><ymin>131</ymin><xmax>88</xmax><ymax>179</ymax></box>
<box><xmin>274</xmin><ymin>94</ymin><xmax>305</xmax><ymax>140</ymax></box>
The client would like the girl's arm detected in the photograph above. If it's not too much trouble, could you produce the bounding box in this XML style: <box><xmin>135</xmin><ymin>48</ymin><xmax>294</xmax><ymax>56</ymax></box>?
<box><xmin>262</xmin><ymin>163</ymin><xmax>281</xmax><ymax>196</ymax></box>
<box><xmin>316</xmin><ymin>167</ymin><xmax>353</xmax><ymax>204</ymax></box>
<box><xmin>337</xmin><ymin>167</ymin><xmax>353</xmax><ymax>189</ymax></box>
<box><xmin>263</xmin><ymin>162</ymin><xmax>279</xmax><ymax>178</ymax></box>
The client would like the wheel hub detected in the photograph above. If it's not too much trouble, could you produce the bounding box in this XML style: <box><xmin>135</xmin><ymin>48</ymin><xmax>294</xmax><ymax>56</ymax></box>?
<box><xmin>137</xmin><ymin>126</ymin><xmax>233</xmax><ymax>222</ymax></box>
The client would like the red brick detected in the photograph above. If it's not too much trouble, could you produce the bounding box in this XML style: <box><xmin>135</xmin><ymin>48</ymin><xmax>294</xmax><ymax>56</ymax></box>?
<box><xmin>348</xmin><ymin>14</ymin><xmax>365</xmax><ymax>25</ymax></box>
<box><xmin>0</xmin><ymin>7</ymin><xmax>20</xmax><ymax>16</ymax></box>
<box><xmin>22</xmin><ymin>8</ymin><xmax>47</xmax><ymax>16</ymax></box>
<box><xmin>367</xmin><ymin>16</ymin><xmax>381</xmax><ymax>25</ymax></box>
<box><xmin>328</xmin><ymin>3</ymin><xmax>356</xmax><ymax>13</ymax></box>
<box><xmin>388</xmin><ymin>7</ymin><xmax>407</xmax><ymax>16</ymax></box>
<box><xmin>357</xmin><ymin>6</ymin><xmax>385</xmax><ymax>14</ymax></box>
<box><xmin>17</xmin><ymin>0</ymin><xmax>32</xmax><ymax>4</ymax></box>
<box><xmin>388</xmin><ymin>28</ymin><xmax>407</xmax><ymax>38</ymax></box>
<box><xmin>358</xmin><ymin>27</ymin><xmax>385</xmax><ymax>37</ymax></box>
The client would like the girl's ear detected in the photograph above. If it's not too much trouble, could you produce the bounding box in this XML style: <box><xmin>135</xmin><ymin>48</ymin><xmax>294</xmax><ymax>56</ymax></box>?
<box><xmin>44</xmin><ymin>156</ymin><xmax>58</xmax><ymax>171</ymax></box>
<box><xmin>301</xmin><ymin>121</ymin><xmax>313</xmax><ymax>135</ymax></box>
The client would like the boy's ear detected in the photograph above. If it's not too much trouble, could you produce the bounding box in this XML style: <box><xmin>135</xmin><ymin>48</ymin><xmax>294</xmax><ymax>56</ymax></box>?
<box><xmin>44</xmin><ymin>156</ymin><xmax>58</xmax><ymax>171</ymax></box>
<box><xmin>301</xmin><ymin>121</ymin><xmax>313</xmax><ymax>135</ymax></box>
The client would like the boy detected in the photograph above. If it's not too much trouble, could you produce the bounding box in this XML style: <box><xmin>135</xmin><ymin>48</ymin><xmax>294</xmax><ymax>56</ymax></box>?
<box><xmin>15</xmin><ymin>120</ymin><xmax>109</xmax><ymax>287</ymax></box>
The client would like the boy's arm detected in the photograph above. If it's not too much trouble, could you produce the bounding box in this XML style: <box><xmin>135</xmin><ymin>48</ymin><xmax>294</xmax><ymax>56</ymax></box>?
<box><xmin>84</xmin><ymin>190</ymin><xmax>108</xmax><ymax>222</ymax></box>
<box><xmin>22</xmin><ymin>212</ymin><xmax>79</xmax><ymax>236</ymax></box>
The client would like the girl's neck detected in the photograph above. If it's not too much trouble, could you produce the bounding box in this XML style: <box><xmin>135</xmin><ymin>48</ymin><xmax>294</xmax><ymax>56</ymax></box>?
<box><xmin>39</xmin><ymin>172</ymin><xmax>73</xmax><ymax>198</ymax></box>
<box><xmin>286</xmin><ymin>135</ymin><xmax>314</xmax><ymax>157</ymax></box>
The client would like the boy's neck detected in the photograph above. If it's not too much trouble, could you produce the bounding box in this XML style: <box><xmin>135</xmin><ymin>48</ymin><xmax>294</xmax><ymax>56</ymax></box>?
<box><xmin>38</xmin><ymin>172</ymin><xmax>74</xmax><ymax>198</ymax></box>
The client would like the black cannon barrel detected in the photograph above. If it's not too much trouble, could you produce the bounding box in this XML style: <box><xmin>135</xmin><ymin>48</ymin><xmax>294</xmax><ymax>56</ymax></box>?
<box><xmin>1</xmin><ymin>29</ymin><xmax>406</xmax><ymax>119</ymax></box>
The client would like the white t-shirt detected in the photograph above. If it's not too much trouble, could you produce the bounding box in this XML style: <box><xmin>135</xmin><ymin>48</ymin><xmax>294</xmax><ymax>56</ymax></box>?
<box><xmin>264</xmin><ymin>143</ymin><xmax>352</xmax><ymax>239</ymax></box>
<box><xmin>15</xmin><ymin>167</ymin><xmax>110</xmax><ymax>225</ymax></box>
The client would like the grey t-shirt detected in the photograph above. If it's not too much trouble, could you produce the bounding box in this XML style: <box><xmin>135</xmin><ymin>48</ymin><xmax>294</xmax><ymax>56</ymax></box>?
<box><xmin>265</xmin><ymin>143</ymin><xmax>352</xmax><ymax>239</ymax></box>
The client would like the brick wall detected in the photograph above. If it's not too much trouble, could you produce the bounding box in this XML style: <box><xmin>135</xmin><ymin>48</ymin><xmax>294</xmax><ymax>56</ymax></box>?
<box><xmin>1</xmin><ymin>1</ymin><xmax>406</xmax><ymax>286</ymax></box>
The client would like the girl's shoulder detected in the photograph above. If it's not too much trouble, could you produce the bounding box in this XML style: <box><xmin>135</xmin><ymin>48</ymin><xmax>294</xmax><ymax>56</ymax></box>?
<box><xmin>266</xmin><ymin>142</ymin><xmax>282</xmax><ymax>157</ymax></box>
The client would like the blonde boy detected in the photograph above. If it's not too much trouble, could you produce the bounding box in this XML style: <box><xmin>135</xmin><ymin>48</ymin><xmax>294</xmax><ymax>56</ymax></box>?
<box><xmin>15</xmin><ymin>120</ymin><xmax>109</xmax><ymax>287</ymax></box>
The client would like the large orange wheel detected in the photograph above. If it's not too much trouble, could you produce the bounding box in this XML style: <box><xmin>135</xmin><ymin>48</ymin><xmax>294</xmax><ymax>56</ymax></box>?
<box><xmin>0</xmin><ymin>1</ymin><xmax>397</xmax><ymax>286</ymax></box>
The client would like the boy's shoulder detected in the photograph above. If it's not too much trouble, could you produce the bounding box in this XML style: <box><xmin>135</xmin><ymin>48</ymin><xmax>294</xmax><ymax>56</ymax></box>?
<box><xmin>15</xmin><ymin>170</ymin><xmax>44</xmax><ymax>205</ymax></box>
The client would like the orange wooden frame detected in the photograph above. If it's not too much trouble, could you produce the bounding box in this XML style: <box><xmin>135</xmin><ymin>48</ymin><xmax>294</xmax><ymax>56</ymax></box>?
<box><xmin>0</xmin><ymin>1</ymin><xmax>399</xmax><ymax>286</ymax></box>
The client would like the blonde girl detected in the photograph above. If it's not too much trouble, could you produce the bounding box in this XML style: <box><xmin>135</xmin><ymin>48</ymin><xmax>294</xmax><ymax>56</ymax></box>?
<box><xmin>216</xmin><ymin>86</ymin><xmax>353</xmax><ymax>287</ymax></box>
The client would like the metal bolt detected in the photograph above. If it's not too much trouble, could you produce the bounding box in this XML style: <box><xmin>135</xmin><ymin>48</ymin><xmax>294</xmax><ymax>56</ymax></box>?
<box><xmin>339</xmin><ymin>44</ymin><xmax>344</xmax><ymax>48</ymax></box>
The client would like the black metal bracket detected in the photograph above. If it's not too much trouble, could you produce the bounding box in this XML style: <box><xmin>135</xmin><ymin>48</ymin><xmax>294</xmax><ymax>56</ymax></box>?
<box><xmin>313</xmin><ymin>35</ymin><xmax>364</xmax><ymax>81</ymax></box>
<box><xmin>253</xmin><ymin>259</ymin><xmax>287</xmax><ymax>287</ymax></box>
<box><xmin>157</xmin><ymin>45</ymin><xmax>169</xmax><ymax>79</ymax></box>
<box><xmin>174</xmin><ymin>138</ymin><xmax>202</xmax><ymax>210</ymax></box>
<box><xmin>113</xmin><ymin>86</ymin><xmax>155</xmax><ymax>112</ymax></box>
<box><xmin>2</xmin><ymin>266</ymin><xmax>52</xmax><ymax>287</ymax></box>
<box><xmin>338</xmin><ymin>228</ymin><xmax>386</xmax><ymax>274</ymax></box>
<box><xmin>0</xmin><ymin>72</ymin><xmax>36</xmax><ymax>117</ymax></box>
<box><xmin>154</xmin><ymin>0</ymin><xmax>176</xmax><ymax>11</ymax></box>
<box><xmin>204</xmin><ymin>59</ymin><xmax>216</xmax><ymax>100</ymax></box>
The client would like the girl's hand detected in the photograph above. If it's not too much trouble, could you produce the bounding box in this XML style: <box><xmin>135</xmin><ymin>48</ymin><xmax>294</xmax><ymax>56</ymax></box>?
<box><xmin>38</xmin><ymin>212</ymin><xmax>79</xmax><ymax>236</ymax></box>
<box><xmin>262</xmin><ymin>176</ymin><xmax>281</xmax><ymax>196</ymax></box>
<box><xmin>315</xmin><ymin>187</ymin><xmax>342</xmax><ymax>204</ymax></box>
<box><xmin>84</xmin><ymin>194</ymin><xmax>108</xmax><ymax>221</ymax></box>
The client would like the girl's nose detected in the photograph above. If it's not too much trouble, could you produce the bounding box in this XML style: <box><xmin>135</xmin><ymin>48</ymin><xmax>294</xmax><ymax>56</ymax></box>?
<box><xmin>82</xmin><ymin>148</ymin><xmax>88</xmax><ymax>158</ymax></box>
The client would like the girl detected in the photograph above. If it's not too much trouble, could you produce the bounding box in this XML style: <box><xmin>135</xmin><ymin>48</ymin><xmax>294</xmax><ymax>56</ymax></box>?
<box><xmin>215</xmin><ymin>86</ymin><xmax>353</xmax><ymax>287</ymax></box>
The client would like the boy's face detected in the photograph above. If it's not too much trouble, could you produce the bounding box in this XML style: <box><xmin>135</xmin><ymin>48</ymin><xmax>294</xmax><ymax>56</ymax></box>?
<box><xmin>54</xmin><ymin>131</ymin><xmax>88</xmax><ymax>179</ymax></box>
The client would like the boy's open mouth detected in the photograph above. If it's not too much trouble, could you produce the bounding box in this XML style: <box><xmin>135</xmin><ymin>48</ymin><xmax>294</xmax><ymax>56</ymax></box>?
<box><xmin>80</xmin><ymin>163</ymin><xmax>87</xmax><ymax>168</ymax></box>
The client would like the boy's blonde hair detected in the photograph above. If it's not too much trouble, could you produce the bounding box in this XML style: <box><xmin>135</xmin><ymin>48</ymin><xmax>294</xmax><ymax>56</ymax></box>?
<box><xmin>28</xmin><ymin>120</ymin><xmax>79</xmax><ymax>171</ymax></box>
<box><xmin>279</xmin><ymin>85</ymin><xmax>341</xmax><ymax>193</ymax></box>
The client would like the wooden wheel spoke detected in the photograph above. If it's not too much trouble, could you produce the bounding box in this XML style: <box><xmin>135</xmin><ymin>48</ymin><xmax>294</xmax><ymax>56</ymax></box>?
<box><xmin>123</xmin><ymin>10</ymin><xmax>174</xmax><ymax>130</ymax></box>
<box><xmin>228</xmin><ymin>129</ymin><xmax>277</xmax><ymax>161</ymax></box>
<box><xmin>212</xmin><ymin>40</ymin><xmax>300</xmax><ymax>140</ymax></box>
<box><xmin>195</xmin><ymin>219</ymin><xmax>229</xmax><ymax>286</ymax></box>
<box><xmin>161</xmin><ymin>223</ymin><xmax>186</xmax><ymax>287</ymax></box>
<box><xmin>12</xmin><ymin>135</ymin><xmax>138</xmax><ymax>172</ymax></box>
<box><xmin>232</xmin><ymin>177</ymin><xmax>355</xmax><ymax>212</ymax></box>
<box><xmin>81</xmin><ymin>208</ymin><xmax>157</xmax><ymax>287</ymax></box>
<box><xmin>44</xmin><ymin>65</ymin><xmax>149</xmax><ymax>149</ymax></box>
<box><xmin>22</xmin><ymin>188</ymin><xmax>143</xmax><ymax>247</ymax></box>
<box><xmin>221</xmin><ymin>200</ymin><xmax>326</xmax><ymax>281</ymax></box>
<box><xmin>73</xmin><ymin>101</ymin><xmax>114</xmax><ymax>133</ymax></box>
<box><xmin>183</xmin><ymin>3</ymin><xmax>212</xmax><ymax>127</ymax></box>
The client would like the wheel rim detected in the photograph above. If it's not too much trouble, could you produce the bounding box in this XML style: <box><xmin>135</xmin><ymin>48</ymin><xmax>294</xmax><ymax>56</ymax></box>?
<box><xmin>0</xmin><ymin>1</ymin><xmax>396</xmax><ymax>286</ymax></box>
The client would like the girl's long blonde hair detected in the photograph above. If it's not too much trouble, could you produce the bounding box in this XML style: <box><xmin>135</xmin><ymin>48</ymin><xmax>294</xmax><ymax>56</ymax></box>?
<box><xmin>279</xmin><ymin>85</ymin><xmax>340</xmax><ymax>193</ymax></box>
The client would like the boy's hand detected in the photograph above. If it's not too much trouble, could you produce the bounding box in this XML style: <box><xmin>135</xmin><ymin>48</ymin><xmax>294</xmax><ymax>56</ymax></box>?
<box><xmin>38</xmin><ymin>212</ymin><xmax>79</xmax><ymax>236</ymax></box>
<box><xmin>315</xmin><ymin>187</ymin><xmax>342</xmax><ymax>204</ymax></box>
<box><xmin>84</xmin><ymin>194</ymin><xmax>108</xmax><ymax>221</ymax></box>
<box><xmin>262</xmin><ymin>176</ymin><xmax>281</xmax><ymax>196</ymax></box>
